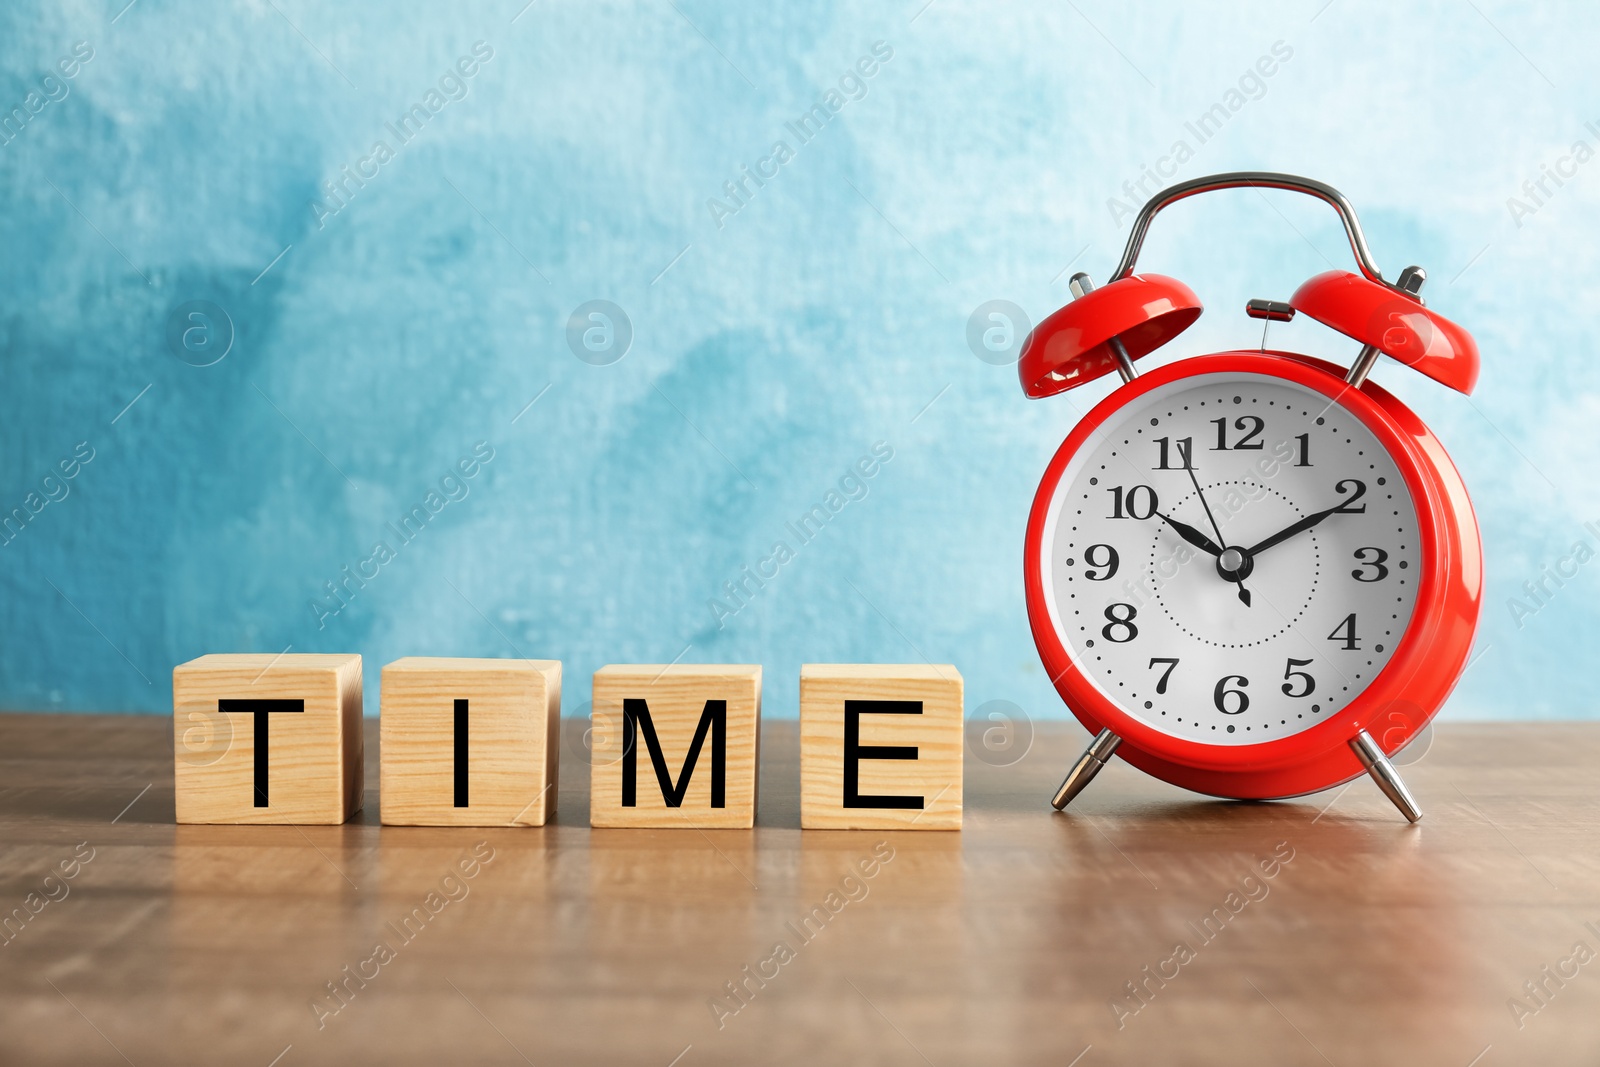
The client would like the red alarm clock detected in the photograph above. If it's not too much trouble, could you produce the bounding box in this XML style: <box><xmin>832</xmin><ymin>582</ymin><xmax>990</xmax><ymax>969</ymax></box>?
<box><xmin>1020</xmin><ymin>173</ymin><xmax>1481</xmax><ymax>822</ymax></box>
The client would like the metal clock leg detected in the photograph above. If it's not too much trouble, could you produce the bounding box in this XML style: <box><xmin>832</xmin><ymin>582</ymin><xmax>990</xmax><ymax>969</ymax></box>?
<box><xmin>1051</xmin><ymin>729</ymin><xmax>1122</xmax><ymax>810</ymax></box>
<box><xmin>1348</xmin><ymin>729</ymin><xmax>1423</xmax><ymax>823</ymax></box>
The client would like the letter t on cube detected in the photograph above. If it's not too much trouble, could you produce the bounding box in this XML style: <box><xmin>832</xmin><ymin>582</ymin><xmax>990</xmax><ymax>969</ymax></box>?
<box><xmin>173</xmin><ymin>653</ymin><xmax>363</xmax><ymax>824</ymax></box>
<box><xmin>800</xmin><ymin>664</ymin><xmax>963</xmax><ymax>829</ymax></box>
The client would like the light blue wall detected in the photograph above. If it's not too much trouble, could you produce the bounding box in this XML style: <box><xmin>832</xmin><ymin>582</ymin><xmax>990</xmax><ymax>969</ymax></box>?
<box><xmin>0</xmin><ymin>0</ymin><xmax>1592</xmax><ymax>720</ymax></box>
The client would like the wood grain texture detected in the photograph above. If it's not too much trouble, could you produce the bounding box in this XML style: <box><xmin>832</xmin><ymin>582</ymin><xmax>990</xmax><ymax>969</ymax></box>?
<box><xmin>589</xmin><ymin>664</ymin><xmax>760</xmax><ymax>828</ymax></box>
<box><xmin>379</xmin><ymin>657</ymin><xmax>560</xmax><ymax>827</ymax></box>
<box><xmin>2</xmin><ymin>715</ymin><xmax>1600</xmax><ymax>1065</ymax></box>
<box><xmin>172</xmin><ymin>653</ymin><xmax>362</xmax><ymax>824</ymax></box>
<box><xmin>800</xmin><ymin>663</ymin><xmax>963</xmax><ymax>829</ymax></box>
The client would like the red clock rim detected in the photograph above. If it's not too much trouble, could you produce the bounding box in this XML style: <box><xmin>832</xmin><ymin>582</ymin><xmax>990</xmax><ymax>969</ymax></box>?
<box><xmin>1022</xmin><ymin>351</ymin><xmax>1482</xmax><ymax>798</ymax></box>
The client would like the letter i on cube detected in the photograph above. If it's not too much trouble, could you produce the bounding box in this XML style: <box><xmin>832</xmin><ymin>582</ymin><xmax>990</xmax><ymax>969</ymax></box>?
<box><xmin>380</xmin><ymin>657</ymin><xmax>561</xmax><ymax>826</ymax></box>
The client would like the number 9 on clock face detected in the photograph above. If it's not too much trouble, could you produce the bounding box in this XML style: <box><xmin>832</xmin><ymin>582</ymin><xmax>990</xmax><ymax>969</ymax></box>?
<box><xmin>1040</xmin><ymin>371</ymin><xmax>1420</xmax><ymax>746</ymax></box>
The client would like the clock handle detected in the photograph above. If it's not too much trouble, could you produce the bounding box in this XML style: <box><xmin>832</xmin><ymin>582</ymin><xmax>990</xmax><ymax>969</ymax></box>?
<box><xmin>1349</xmin><ymin>729</ymin><xmax>1423</xmax><ymax>823</ymax></box>
<box><xmin>1110</xmin><ymin>171</ymin><xmax>1392</xmax><ymax>289</ymax></box>
<box><xmin>1051</xmin><ymin>728</ymin><xmax>1121</xmax><ymax>810</ymax></box>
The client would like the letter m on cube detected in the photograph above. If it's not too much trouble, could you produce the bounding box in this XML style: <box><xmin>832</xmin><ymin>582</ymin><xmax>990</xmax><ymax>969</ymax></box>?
<box><xmin>589</xmin><ymin>665</ymin><xmax>761</xmax><ymax>828</ymax></box>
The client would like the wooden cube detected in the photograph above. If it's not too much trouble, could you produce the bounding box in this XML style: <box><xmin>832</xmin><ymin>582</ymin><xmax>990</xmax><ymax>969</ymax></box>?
<box><xmin>589</xmin><ymin>664</ymin><xmax>761</xmax><ymax>828</ymax></box>
<box><xmin>173</xmin><ymin>653</ymin><xmax>363</xmax><ymax>824</ymax></box>
<box><xmin>379</xmin><ymin>657</ymin><xmax>560</xmax><ymax>826</ymax></box>
<box><xmin>800</xmin><ymin>664</ymin><xmax>963</xmax><ymax>830</ymax></box>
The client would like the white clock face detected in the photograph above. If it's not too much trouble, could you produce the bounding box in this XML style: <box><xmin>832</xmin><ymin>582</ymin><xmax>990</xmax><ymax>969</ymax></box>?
<box><xmin>1042</xmin><ymin>371</ymin><xmax>1421</xmax><ymax>745</ymax></box>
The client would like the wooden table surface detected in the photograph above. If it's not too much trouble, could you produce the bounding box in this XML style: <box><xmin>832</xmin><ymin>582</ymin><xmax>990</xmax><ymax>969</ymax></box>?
<box><xmin>1</xmin><ymin>713</ymin><xmax>1597</xmax><ymax>1066</ymax></box>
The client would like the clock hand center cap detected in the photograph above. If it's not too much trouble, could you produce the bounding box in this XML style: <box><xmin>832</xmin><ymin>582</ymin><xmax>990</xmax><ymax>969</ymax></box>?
<box><xmin>1216</xmin><ymin>546</ymin><xmax>1254</xmax><ymax>582</ymax></box>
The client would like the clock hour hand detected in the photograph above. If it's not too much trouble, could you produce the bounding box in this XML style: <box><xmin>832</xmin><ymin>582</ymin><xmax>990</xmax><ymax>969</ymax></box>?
<box><xmin>1246</xmin><ymin>479</ymin><xmax>1366</xmax><ymax>558</ymax></box>
<box><xmin>1154</xmin><ymin>511</ymin><xmax>1222</xmax><ymax>557</ymax></box>
<box><xmin>1245</xmin><ymin>506</ymin><xmax>1340</xmax><ymax>557</ymax></box>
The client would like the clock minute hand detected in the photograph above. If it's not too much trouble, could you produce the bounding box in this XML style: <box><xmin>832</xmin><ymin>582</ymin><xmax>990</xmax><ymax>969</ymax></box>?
<box><xmin>1246</xmin><ymin>503</ymin><xmax>1343</xmax><ymax>557</ymax></box>
<box><xmin>1177</xmin><ymin>440</ymin><xmax>1250</xmax><ymax>607</ymax></box>
<box><xmin>1154</xmin><ymin>511</ymin><xmax>1222</xmax><ymax>557</ymax></box>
